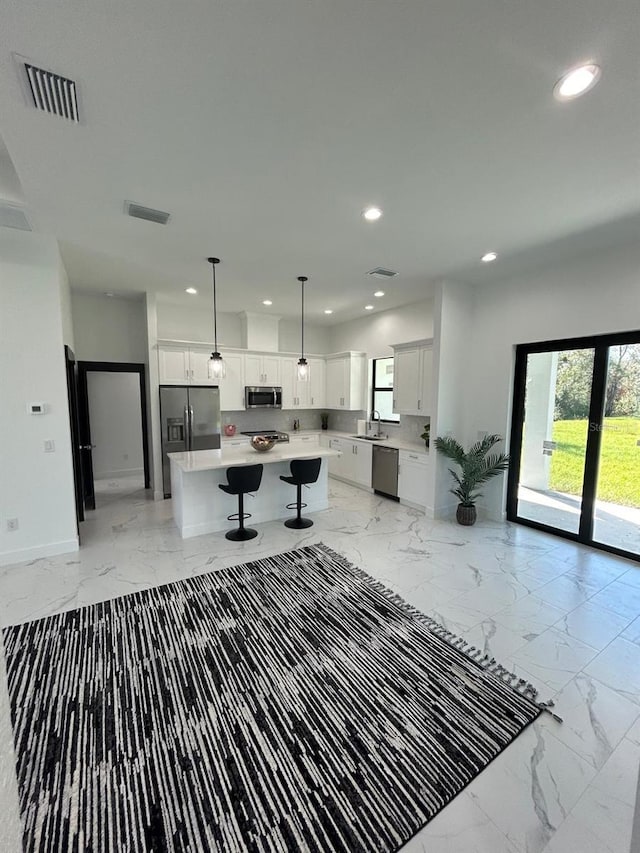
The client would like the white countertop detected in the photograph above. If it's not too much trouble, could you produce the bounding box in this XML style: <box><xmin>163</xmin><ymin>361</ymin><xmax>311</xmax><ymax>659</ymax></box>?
<box><xmin>168</xmin><ymin>444</ymin><xmax>339</xmax><ymax>473</ymax></box>
<box><xmin>321</xmin><ymin>430</ymin><xmax>429</xmax><ymax>455</ymax></box>
<box><xmin>218</xmin><ymin>429</ymin><xmax>429</xmax><ymax>454</ymax></box>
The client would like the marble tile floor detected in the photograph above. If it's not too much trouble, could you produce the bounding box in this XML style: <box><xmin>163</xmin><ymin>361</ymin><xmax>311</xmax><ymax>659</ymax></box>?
<box><xmin>1</xmin><ymin>477</ymin><xmax>639</xmax><ymax>853</ymax></box>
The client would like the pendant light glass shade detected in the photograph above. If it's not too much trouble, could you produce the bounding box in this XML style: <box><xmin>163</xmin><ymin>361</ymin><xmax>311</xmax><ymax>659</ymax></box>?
<box><xmin>207</xmin><ymin>257</ymin><xmax>225</xmax><ymax>380</ymax></box>
<box><xmin>297</xmin><ymin>276</ymin><xmax>309</xmax><ymax>382</ymax></box>
<box><xmin>297</xmin><ymin>357</ymin><xmax>308</xmax><ymax>381</ymax></box>
<box><xmin>208</xmin><ymin>351</ymin><xmax>226</xmax><ymax>379</ymax></box>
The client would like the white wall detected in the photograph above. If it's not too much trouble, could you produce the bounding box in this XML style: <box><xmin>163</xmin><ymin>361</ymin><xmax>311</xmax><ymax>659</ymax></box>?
<box><xmin>71</xmin><ymin>291</ymin><xmax>147</xmax><ymax>362</ymax></box>
<box><xmin>0</xmin><ymin>232</ymin><xmax>78</xmax><ymax>565</ymax></box>
<box><xmin>430</xmin><ymin>281</ymin><xmax>475</xmax><ymax>518</ymax></box>
<box><xmin>328</xmin><ymin>299</ymin><xmax>434</xmax><ymax>358</ymax></box>
<box><xmin>157</xmin><ymin>302</ymin><xmax>244</xmax><ymax>346</ymax></box>
<box><xmin>466</xmin><ymin>239</ymin><xmax>640</xmax><ymax>520</ymax></box>
<box><xmin>278</xmin><ymin>319</ymin><xmax>329</xmax><ymax>354</ymax></box>
<box><xmin>144</xmin><ymin>293</ymin><xmax>163</xmax><ymax>500</ymax></box>
<box><xmin>86</xmin><ymin>372</ymin><xmax>144</xmax><ymax>479</ymax></box>
<box><xmin>156</xmin><ymin>301</ymin><xmax>330</xmax><ymax>354</ymax></box>
<box><xmin>58</xmin><ymin>259</ymin><xmax>74</xmax><ymax>349</ymax></box>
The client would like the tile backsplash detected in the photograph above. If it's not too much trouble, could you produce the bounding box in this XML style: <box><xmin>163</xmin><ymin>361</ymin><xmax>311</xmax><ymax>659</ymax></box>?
<box><xmin>223</xmin><ymin>409</ymin><xmax>430</xmax><ymax>443</ymax></box>
<box><xmin>222</xmin><ymin>410</ymin><xmax>324</xmax><ymax>434</ymax></box>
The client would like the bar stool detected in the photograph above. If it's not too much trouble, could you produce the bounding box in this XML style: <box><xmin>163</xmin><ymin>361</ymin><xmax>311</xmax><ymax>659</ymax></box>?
<box><xmin>218</xmin><ymin>464</ymin><xmax>263</xmax><ymax>541</ymax></box>
<box><xmin>280</xmin><ymin>458</ymin><xmax>322</xmax><ymax>529</ymax></box>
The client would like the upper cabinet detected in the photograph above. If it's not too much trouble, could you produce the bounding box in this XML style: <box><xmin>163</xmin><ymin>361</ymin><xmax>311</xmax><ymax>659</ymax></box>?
<box><xmin>392</xmin><ymin>339</ymin><xmax>433</xmax><ymax>416</ymax></box>
<box><xmin>325</xmin><ymin>352</ymin><xmax>366</xmax><ymax>410</ymax></box>
<box><xmin>158</xmin><ymin>345</ymin><xmax>217</xmax><ymax>386</ymax></box>
<box><xmin>158</xmin><ymin>342</ymin><xmax>330</xmax><ymax>411</ymax></box>
<box><xmin>281</xmin><ymin>356</ymin><xmax>326</xmax><ymax>409</ymax></box>
<box><xmin>244</xmin><ymin>353</ymin><xmax>281</xmax><ymax>386</ymax></box>
<box><xmin>218</xmin><ymin>351</ymin><xmax>245</xmax><ymax>411</ymax></box>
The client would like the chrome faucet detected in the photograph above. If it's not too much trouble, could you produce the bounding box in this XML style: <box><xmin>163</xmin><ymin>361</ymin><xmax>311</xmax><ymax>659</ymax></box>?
<box><xmin>370</xmin><ymin>409</ymin><xmax>382</xmax><ymax>437</ymax></box>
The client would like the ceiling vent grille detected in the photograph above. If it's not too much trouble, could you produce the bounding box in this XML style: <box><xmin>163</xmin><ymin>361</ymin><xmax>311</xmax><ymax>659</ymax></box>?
<box><xmin>24</xmin><ymin>63</ymin><xmax>79</xmax><ymax>122</ymax></box>
<box><xmin>0</xmin><ymin>203</ymin><xmax>32</xmax><ymax>232</ymax></box>
<box><xmin>125</xmin><ymin>201</ymin><xmax>171</xmax><ymax>225</ymax></box>
<box><xmin>367</xmin><ymin>267</ymin><xmax>398</xmax><ymax>279</ymax></box>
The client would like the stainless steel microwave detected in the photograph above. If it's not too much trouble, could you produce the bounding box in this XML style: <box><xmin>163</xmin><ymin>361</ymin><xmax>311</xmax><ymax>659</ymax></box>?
<box><xmin>245</xmin><ymin>386</ymin><xmax>282</xmax><ymax>409</ymax></box>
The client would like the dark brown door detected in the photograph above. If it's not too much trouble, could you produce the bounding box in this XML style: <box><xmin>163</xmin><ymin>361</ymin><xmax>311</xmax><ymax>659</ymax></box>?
<box><xmin>64</xmin><ymin>346</ymin><xmax>85</xmax><ymax>525</ymax></box>
<box><xmin>76</xmin><ymin>360</ymin><xmax>96</xmax><ymax>511</ymax></box>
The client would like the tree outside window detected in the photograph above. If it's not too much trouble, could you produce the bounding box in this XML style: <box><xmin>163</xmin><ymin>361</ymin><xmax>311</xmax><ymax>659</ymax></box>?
<box><xmin>371</xmin><ymin>357</ymin><xmax>400</xmax><ymax>422</ymax></box>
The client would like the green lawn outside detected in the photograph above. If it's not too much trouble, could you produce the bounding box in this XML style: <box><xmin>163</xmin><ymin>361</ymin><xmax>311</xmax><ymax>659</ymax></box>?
<box><xmin>549</xmin><ymin>417</ymin><xmax>640</xmax><ymax>507</ymax></box>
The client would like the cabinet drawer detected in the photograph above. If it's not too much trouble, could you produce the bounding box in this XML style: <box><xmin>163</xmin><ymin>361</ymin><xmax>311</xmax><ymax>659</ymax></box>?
<box><xmin>399</xmin><ymin>450</ymin><xmax>429</xmax><ymax>465</ymax></box>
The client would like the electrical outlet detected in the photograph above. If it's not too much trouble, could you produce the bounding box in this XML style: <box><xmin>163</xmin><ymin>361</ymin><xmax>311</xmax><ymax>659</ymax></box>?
<box><xmin>6</xmin><ymin>518</ymin><xmax>19</xmax><ymax>532</ymax></box>
<box><xmin>44</xmin><ymin>439</ymin><xmax>55</xmax><ymax>452</ymax></box>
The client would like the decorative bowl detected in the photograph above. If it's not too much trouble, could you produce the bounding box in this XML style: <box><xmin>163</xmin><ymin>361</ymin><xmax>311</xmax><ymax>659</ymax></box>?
<box><xmin>250</xmin><ymin>435</ymin><xmax>276</xmax><ymax>453</ymax></box>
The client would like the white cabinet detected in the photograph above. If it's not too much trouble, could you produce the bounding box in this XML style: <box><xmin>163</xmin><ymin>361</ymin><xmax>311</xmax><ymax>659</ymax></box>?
<box><xmin>282</xmin><ymin>357</ymin><xmax>326</xmax><ymax>409</ymax></box>
<box><xmin>281</xmin><ymin>357</ymin><xmax>307</xmax><ymax>410</ymax></box>
<box><xmin>327</xmin><ymin>436</ymin><xmax>372</xmax><ymax>487</ymax></box>
<box><xmin>219</xmin><ymin>352</ymin><xmax>245</xmax><ymax>411</ymax></box>
<box><xmin>158</xmin><ymin>345</ymin><xmax>218</xmax><ymax>385</ymax></box>
<box><xmin>307</xmin><ymin>357</ymin><xmax>326</xmax><ymax>409</ymax></box>
<box><xmin>288</xmin><ymin>433</ymin><xmax>320</xmax><ymax>447</ymax></box>
<box><xmin>398</xmin><ymin>450</ymin><xmax>429</xmax><ymax>508</ymax></box>
<box><xmin>223</xmin><ymin>437</ymin><xmax>250</xmax><ymax>448</ymax></box>
<box><xmin>392</xmin><ymin>340</ymin><xmax>433</xmax><ymax>416</ymax></box>
<box><xmin>244</xmin><ymin>354</ymin><xmax>281</xmax><ymax>386</ymax></box>
<box><xmin>350</xmin><ymin>439</ymin><xmax>372</xmax><ymax>488</ymax></box>
<box><xmin>158</xmin><ymin>346</ymin><xmax>191</xmax><ymax>384</ymax></box>
<box><xmin>189</xmin><ymin>347</ymin><xmax>217</xmax><ymax>384</ymax></box>
<box><xmin>325</xmin><ymin>353</ymin><xmax>366</xmax><ymax>410</ymax></box>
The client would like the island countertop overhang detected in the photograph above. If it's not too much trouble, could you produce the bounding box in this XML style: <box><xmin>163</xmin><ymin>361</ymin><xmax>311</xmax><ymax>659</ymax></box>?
<box><xmin>168</xmin><ymin>444</ymin><xmax>340</xmax><ymax>473</ymax></box>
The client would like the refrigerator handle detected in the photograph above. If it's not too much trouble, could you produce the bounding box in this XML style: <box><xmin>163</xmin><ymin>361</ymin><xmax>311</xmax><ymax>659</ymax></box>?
<box><xmin>189</xmin><ymin>406</ymin><xmax>194</xmax><ymax>444</ymax></box>
<box><xmin>183</xmin><ymin>406</ymin><xmax>190</xmax><ymax>451</ymax></box>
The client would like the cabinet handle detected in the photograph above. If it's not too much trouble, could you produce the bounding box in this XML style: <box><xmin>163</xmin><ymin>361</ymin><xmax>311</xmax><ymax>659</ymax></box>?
<box><xmin>311</xmin><ymin>397</ymin><xmax>314</xmax><ymax>405</ymax></box>
<box><xmin>409</xmin><ymin>454</ymin><xmax>418</xmax><ymax>460</ymax></box>
<box><xmin>393</xmin><ymin>398</ymin><xmax>396</xmax><ymax>409</ymax></box>
<box><xmin>418</xmin><ymin>399</ymin><xmax>421</xmax><ymax>410</ymax></box>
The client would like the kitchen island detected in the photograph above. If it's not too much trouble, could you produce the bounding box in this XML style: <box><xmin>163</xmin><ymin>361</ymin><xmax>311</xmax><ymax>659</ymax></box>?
<box><xmin>168</xmin><ymin>444</ymin><xmax>340</xmax><ymax>538</ymax></box>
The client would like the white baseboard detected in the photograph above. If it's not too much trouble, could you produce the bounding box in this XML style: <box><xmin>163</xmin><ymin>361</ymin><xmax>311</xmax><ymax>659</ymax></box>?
<box><xmin>95</xmin><ymin>468</ymin><xmax>144</xmax><ymax>480</ymax></box>
<box><xmin>0</xmin><ymin>537</ymin><xmax>79</xmax><ymax>567</ymax></box>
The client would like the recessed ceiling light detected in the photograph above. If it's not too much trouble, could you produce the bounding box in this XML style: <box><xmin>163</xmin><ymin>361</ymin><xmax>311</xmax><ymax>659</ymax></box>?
<box><xmin>324</xmin><ymin>309</ymin><xmax>333</xmax><ymax>314</ymax></box>
<box><xmin>554</xmin><ymin>64</ymin><xmax>601</xmax><ymax>101</ymax></box>
<box><xmin>363</xmin><ymin>206</ymin><xmax>383</xmax><ymax>221</ymax></box>
<box><xmin>481</xmin><ymin>252</ymin><xmax>498</xmax><ymax>263</ymax></box>
<box><xmin>262</xmin><ymin>299</ymin><xmax>273</xmax><ymax>306</ymax></box>
<box><xmin>185</xmin><ymin>287</ymin><xmax>198</xmax><ymax>294</ymax></box>
<box><xmin>104</xmin><ymin>292</ymin><xmax>114</xmax><ymax>297</ymax></box>
<box><xmin>374</xmin><ymin>290</ymin><xmax>385</xmax><ymax>297</ymax></box>
<box><xmin>365</xmin><ymin>305</ymin><xmax>374</xmax><ymax>310</ymax></box>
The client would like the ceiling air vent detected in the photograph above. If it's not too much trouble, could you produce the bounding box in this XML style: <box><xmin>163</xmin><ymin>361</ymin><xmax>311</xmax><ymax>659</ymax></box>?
<box><xmin>125</xmin><ymin>201</ymin><xmax>171</xmax><ymax>225</ymax></box>
<box><xmin>24</xmin><ymin>63</ymin><xmax>79</xmax><ymax>122</ymax></box>
<box><xmin>367</xmin><ymin>267</ymin><xmax>398</xmax><ymax>279</ymax></box>
<box><xmin>0</xmin><ymin>203</ymin><xmax>32</xmax><ymax>232</ymax></box>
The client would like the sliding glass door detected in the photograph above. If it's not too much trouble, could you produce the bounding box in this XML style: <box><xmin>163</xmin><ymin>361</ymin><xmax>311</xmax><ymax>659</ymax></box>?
<box><xmin>507</xmin><ymin>332</ymin><xmax>640</xmax><ymax>561</ymax></box>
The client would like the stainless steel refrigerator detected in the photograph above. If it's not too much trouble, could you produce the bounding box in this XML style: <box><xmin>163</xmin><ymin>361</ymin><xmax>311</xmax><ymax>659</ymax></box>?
<box><xmin>160</xmin><ymin>385</ymin><xmax>221</xmax><ymax>497</ymax></box>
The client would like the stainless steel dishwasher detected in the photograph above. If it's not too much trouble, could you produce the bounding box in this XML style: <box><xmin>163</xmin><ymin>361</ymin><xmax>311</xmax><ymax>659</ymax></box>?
<box><xmin>372</xmin><ymin>445</ymin><xmax>399</xmax><ymax>499</ymax></box>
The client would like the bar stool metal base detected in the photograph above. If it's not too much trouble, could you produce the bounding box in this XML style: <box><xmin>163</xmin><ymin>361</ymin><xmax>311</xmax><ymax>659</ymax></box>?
<box><xmin>284</xmin><ymin>516</ymin><xmax>313</xmax><ymax>529</ymax></box>
<box><xmin>225</xmin><ymin>527</ymin><xmax>258</xmax><ymax>541</ymax></box>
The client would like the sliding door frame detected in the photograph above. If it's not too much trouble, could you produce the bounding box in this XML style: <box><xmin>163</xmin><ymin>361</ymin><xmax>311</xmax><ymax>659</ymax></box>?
<box><xmin>507</xmin><ymin>329</ymin><xmax>640</xmax><ymax>563</ymax></box>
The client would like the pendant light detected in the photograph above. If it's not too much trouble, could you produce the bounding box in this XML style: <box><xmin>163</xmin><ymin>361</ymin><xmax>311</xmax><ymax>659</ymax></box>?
<box><xmin>297</xmin><ymin>276</ymin><xmax>309</xmax><ymax>381</ymax></box>
<box><xmin>207</xmin><ymin>257</ymin><xmax>226</xmax><ymax>380</ymax></box>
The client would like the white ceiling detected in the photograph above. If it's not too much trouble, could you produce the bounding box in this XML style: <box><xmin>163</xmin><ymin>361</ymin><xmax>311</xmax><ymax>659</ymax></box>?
<box><xmin>0</xmin><ymin>0</ymin><xmax>638</xmax><ymax>322</ymax></box>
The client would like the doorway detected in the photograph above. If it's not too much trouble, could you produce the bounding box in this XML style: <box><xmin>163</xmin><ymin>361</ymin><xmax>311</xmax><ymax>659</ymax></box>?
<box><xmin>507</xmin><ymin>331</ymin><xmax>640</xmax><ymax>561</ymax></box>
<box><xmin>77</xmin><ymin>362</ymin><xmax>150</xmax><ymax>511</ymax></box>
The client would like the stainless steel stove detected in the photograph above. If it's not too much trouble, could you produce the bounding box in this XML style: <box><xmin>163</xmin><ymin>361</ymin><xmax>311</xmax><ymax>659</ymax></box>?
<box><xmin>240</xmin><ymin>429</ymin><xmax>289</xmax><ymax>443</ymax></box>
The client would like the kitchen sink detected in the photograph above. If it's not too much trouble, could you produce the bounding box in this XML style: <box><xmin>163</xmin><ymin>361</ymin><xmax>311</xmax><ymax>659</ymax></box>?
<box><xmin>351</xmin><ymin>434</ymin><xmax>385</xmax><ymax>441</ymax></box>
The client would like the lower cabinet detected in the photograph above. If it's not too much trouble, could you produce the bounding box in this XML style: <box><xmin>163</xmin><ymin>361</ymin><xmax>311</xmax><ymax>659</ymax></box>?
<box><xmin>288</xmin><ymin>433</ymin><xmax>320</xmax><ymax>448</ymax></box>
<box><xmin>398</xmin><ymin>450</ymin><xmax>429</xmax><ymax>507</ymax></box>
<box><xmin>327</xmin><ymin>437</ymin><xmax>372</xmax><ymax>488</ymax></box>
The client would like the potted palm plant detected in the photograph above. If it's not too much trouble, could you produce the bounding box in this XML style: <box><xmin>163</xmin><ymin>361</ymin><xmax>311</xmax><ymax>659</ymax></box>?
<box><xmin>435</xmin><ymin>433</ymin><xmax>509</xmax><ymax>525</ymax></box>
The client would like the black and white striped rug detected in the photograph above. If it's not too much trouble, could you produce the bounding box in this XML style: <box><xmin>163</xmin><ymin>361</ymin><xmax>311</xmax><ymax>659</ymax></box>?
<box><xmin>4</xmin><ymin>544</ymin><xmax>544</xmax><ymax>852</ymax></box>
